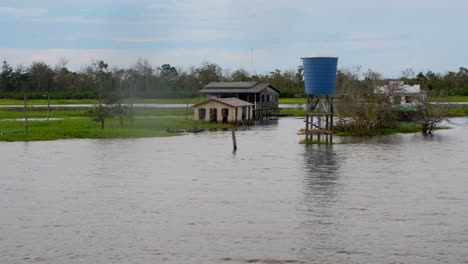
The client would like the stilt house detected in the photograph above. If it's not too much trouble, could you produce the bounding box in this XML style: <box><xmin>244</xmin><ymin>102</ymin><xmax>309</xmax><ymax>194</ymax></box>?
<box><xmin>199</xmin><ymin>82</ymin><xmax>280</xmax><ymax>120</ymax></box>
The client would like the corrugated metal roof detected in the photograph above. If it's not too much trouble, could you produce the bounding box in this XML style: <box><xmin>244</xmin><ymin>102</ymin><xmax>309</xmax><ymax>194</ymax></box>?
<box><xmin>200</xmin><ymin>82</ymin><xmax>279</xmax><ymax>94</ymax></box>
<box><xmin>204</xmin><ymin>82</ymin><xmax>258</xmax><ymax>88</ymax></box>
<box><xmin>191</xmin><ymin>97</ymin><xmax>253</xmax><ymax>108</ymax></box>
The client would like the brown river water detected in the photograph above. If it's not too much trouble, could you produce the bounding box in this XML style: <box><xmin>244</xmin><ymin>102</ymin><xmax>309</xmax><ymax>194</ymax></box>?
<box><xmin>1</xmin><ymin>117</ymin><xmax>468</xmax><ymax>263</ymax></box>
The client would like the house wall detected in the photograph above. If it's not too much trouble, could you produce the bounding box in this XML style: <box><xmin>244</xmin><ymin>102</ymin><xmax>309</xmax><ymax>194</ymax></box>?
<box><xmin>193</xmin><ymin>102</ymin><xmax>253</xmax><ymax>123</ymax></box>
<box><xmin>255</xmin><ymin>87</ymin><xmax>279</xmax><ymax>109</ymax></box>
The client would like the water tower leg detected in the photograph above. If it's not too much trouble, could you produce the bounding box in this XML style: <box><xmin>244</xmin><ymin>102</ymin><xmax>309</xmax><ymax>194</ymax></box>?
<box><xmin>304</xmin><ymin>94</ymin><xmax>334</xmax><ymax>143</ymax></box>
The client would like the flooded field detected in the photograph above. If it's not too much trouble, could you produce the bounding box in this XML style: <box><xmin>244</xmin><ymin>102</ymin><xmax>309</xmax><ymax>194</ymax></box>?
<box><xmin>1</xmin><ymin>117</ymin><xmax>468</xmax><ymax>263</ymax></box>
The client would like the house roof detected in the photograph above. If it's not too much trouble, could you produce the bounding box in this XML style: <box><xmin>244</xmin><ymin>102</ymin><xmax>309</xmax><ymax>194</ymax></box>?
<box><xmin>200</xmin><ymin>82</ymin><xmax>279</xmax><ymax>94</ymax></box>
<box><xmin>191</xmin><ymin>97</ymin><xmax>254</xmax><ymax>108</ymax></box>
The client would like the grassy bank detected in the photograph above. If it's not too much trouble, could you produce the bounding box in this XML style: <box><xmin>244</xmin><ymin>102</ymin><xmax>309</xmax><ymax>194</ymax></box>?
<box><xmin>301</xmin><ymin>124</ymin><xmax>430</xmax><ymax>144</ymax></box>
<box><xmin>0</xmin><ymin>117</ymin><xmax>232</xmax><ymax>142</ymax></box>
<box><xmin>0</xmin><ymin>107</ymin><xmax>191</xmax><ymax>119</ymax></box>
<box><xmin>333</xmin><ymin>124</ymin><xmax>422</xmax><ymax>137</ymax></box>
<box><xmin>0</xmin><ymin>107</ymin><xmax>231</xmax><ymax>142</ymax></box>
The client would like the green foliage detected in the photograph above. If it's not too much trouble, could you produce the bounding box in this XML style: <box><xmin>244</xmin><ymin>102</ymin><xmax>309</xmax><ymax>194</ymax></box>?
<box><xmin>300</xmin><ymin>138</ymin><xmax>333</xmax><ymax>145</ymax></box>
<box><xmin>88</xmin><ymin>104</ymin><xmax>113</xmax><ymax>128</ymax></box>
<box><xmin>334</xmin><ymin>124</ymin><xmax>422</xmax><ymax>136</ymax></box>
<box><xmin>1</xmin><ymin>58</ymin><xmax>468</xmax><ymax>102</ymax></box>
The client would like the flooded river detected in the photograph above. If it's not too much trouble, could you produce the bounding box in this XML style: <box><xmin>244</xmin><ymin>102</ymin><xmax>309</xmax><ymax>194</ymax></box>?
<box><xmin>2</xmin><ymin>117</ymin><xmax>468</xmax><ymax>263</ymax></box>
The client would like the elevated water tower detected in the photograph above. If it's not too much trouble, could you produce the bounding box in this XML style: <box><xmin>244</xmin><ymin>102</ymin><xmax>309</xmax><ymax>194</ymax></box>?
<box><xmin>301</xmin><ymin>55</ymin><xmax>338</xmax><ymax>143</ymax></box>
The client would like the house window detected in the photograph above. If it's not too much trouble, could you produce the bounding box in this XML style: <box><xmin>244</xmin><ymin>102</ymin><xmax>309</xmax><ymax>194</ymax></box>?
<box><xmin>261</xmin><ymin>95</ymin><xmax>265</xmax><ymax>102</ymax></box>
<box><xmin>405</xmin><ymin>96</ymin><xmax>412</xmax><ymax>103</ymax></box>
<box><xmin>198</xmin><ymin>108</ymin><xmax>206</xmax><ymax>120</ymax></box>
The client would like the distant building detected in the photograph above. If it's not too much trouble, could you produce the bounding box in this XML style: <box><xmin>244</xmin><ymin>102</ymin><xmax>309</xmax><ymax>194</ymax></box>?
<box><xmin>375</xmin><ymin>81</ymin><xmax>427</xmax><ymax>108</ymax></box>
<box><xmin>191</xmin><ymin>97</ymin><xmax>253</xmax><ymax>124</ymax></box>
<box><xmin>199</xmin><ymin>82</ymin><xmax>280</xmax><ymax>120</ymax></box>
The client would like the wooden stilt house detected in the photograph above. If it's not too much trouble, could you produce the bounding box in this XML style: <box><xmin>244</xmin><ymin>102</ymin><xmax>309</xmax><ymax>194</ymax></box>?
<box><xmin>199</xmin><ymin>82</ymin><xmax>280</xmax><ymax>120</ymax></box>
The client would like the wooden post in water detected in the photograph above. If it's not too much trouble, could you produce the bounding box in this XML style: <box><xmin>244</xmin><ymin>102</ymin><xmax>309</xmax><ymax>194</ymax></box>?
<box><xmin>24</xmin><ymin>95</ymin><xmax>29</xmax><ymax>135</ymax></box>
<box><xmin>231</xmin><ymin>128</ymin><xmax>237</xmax><ymax>151</ymax></box>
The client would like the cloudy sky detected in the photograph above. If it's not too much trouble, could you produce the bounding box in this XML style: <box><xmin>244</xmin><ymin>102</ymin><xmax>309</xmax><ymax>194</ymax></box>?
<box><xmin>1</xmin><ymin>0</ymin><xmax>467</xmax><ymax>77</ymax></box>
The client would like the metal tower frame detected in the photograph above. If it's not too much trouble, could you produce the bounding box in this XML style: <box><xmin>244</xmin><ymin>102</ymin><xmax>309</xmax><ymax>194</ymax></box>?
<box><xmin>305</xmin><ymin>94</ymin><xmax>334</xmax><ymax>143</ymax></box>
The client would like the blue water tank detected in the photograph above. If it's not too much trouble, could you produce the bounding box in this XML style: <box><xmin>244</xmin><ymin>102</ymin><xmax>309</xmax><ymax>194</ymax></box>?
<box><xmin>301</xmin><ymin>56</ymin><xmax>338</xmax><ymax>95</ymax></box>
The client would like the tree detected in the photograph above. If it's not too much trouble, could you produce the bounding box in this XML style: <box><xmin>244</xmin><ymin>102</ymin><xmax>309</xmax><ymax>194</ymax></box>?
<box><xmin>88</xmin><ymin>105</ymin><xmax>113</xmax><ymax>129</ymax></box>
<box><xmin>28</xmin><ymin>62</ymin><xmax>55</xmax><ymax>101</ymax></box>
<box><xmin>0</xmin><ymin>61</ymin><xmax>14</xmax><ymax>92</ymax></box>
<box><xmin>86</xmin><ymin>60</ymin><xmax>114</xmax><ymax>129</ymax></box>
<box><xmin>229</xmin><ymin>68</ymin><xmax>251</xmax><ymax>81</ymax></box>
<box><xmin>133</xmin><ymin>58</ymin><xmax>154</xmax><ymax>94</ymax></box>
<box><xmin>401</xmin><ymin>68</ymin><xmax>415</xmax><ymax>82</ymax></box>
<box><xmin>412</xmin><ymin>92</ymin><xmax>448</xmax><ymax>135</ymax></box>
<box><xmin>335</xmin><ymin>69</ymin><xmax>398</xmax><ymax>136</ymax></box>
<box><xmin>196</xmin><ymin>61</ymin><xmax>223</xmax><ymax>86</ymax></box>
<box><xmin>295</xmin><ymin>65</ymin><xmax>304</xmax><ymax>91</ymax></box>
<box><xmin>110</xmin><ymin>68</ymin><xmax>129</xmax><ymax>127</ymax></box>
<box><xmin>159</xmin><ymin>64</ymin><xmax>178</xmax><ymax>82</ymax></box>
<box><xmin>91</xmin><ymin>60</ymin><xmax>109</xmax><ymax>102</ymax></box>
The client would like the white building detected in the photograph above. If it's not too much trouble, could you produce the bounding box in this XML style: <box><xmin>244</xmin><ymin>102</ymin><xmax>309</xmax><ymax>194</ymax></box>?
<box><xmin>191</xmin><ymin>97</ymin><xmax>254</xmax><ymax>124</ymax></box>
<box><xmin>375</xmin><ymin>81</ymin><xmax>427</xmax><ymax>107</ymax></box>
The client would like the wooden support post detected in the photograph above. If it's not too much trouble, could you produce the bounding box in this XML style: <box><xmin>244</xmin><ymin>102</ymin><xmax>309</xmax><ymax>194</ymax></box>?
<box><xmin>232</xmin><ymin>128</ymin><xmax>237</xmax><ymax>151</ymax></box>
<box><xmin>304</xmin><ymin>94</ymin><xmax>334</xmax><ymax>143</ymax></box>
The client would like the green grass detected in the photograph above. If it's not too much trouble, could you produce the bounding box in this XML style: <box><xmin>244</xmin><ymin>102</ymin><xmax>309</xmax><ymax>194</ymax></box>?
<box><xmin>0</xmin><ymin>108</ymin><xmax>88</xmax><ymax>119</ymax></box>
<box><xmin>0</xmin><ymin>117</ymin><xmax>233</xmax><ymax>142</ymax></box>
<box><xmin>437</xmin><ymin>96</ymin><xmax>468</xmax><ymax>102</ymax></box>
<box><xmin>334</xmin><ymin>124</ymin><xmax>423</xmax><ymax>137</ymax></box>
<box><xmin>280</xmin><ymin>108</ymin><xmax>306</xmax><ymax>117</ymax></box>
<box><xmin>445</xmin><ymin>105</ymin><xmax>468</xmax><ymax>117</ymax></box>
<box><xmin>279</xmin><ymin>98</ymin><xmax>306</xmax><ymax>104</ymax></box>
<box><xmin>300</xmin><ymin>138</ymin><xmax>334</xmax><ymax>145</ymax></box>
<box><xmin>0</xmin><ymin>107</ymin><xmax>189</xmax><ymax>119</ymax></box>
<box><xmin>0</xmin><ymin>106</ymin><xmax>233</xmax><ymax>141</ymax></box>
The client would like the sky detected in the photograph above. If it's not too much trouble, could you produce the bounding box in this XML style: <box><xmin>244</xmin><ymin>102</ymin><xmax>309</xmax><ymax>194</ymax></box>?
<box><xmin>1</xmin><ymin>0</ymin><xmax>467</xmax><ymax>77</ymax></box>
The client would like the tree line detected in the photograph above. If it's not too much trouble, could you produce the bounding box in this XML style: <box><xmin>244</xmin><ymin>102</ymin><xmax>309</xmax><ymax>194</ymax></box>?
<box><xmin>0</xmin><ymin>58</ymin><xmax>304</xmax><ymax>100</ymax></box>
<box><xmin>1</xmin><ymin>58</ymin><xmax>468</xmax><ymax>100</ymax></box>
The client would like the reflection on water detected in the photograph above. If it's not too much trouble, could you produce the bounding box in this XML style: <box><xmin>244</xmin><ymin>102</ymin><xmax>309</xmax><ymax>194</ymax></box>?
<box><xmin>2</xmin><ymin>117</ymin><xmax>468</xmax><ymax>263</ymax></box>
<box><xmin>303</xmin><ymin>145</ymin><xmax>340</xmax><ymax>188</ymax></box>
<box><xmin>302</xmin><ymin>145</ymin><xmax>341</xmax><ymax>209</ymax></box>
